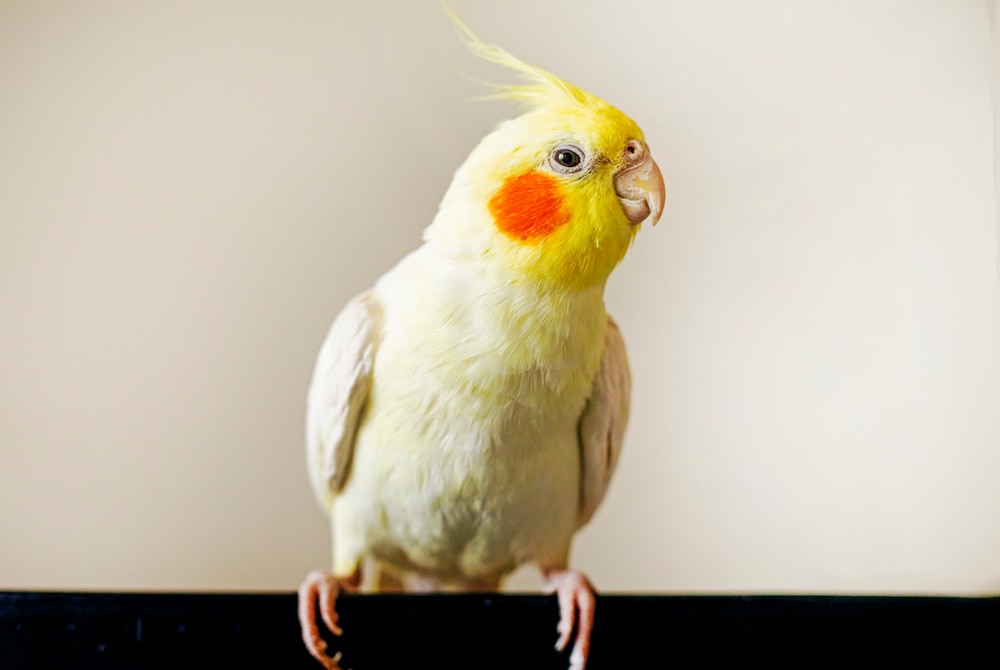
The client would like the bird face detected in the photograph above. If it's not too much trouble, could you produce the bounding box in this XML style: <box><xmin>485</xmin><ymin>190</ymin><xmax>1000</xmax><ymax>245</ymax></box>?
<box><xmin>474</xmin><ymin>99</ymin><xmax>664</xmax><ymax>290</ymax></box>
<box><xmin>423</xmin><ymin>21</ymin><xmax>665</xmax><ymax>291</ymax></box>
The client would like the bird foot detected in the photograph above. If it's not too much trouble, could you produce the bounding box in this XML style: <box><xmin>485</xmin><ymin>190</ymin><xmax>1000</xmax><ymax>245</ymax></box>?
<box><xmin>543</xmin><ymin>568</ymin><xmax>596</xmax><ymax>670</ymax></box>
<box><xmin>298</xmin><ymin>570</ymin><xmax>358</xmax><ymax>670</ymax></box>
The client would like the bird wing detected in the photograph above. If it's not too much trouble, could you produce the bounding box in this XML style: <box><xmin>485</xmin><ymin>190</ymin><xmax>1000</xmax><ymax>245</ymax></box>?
<box><xmin>576</xmin><ymin>316</ymin><xmax>631</xmax><ymax>528</ymax></box>
<box><xmin>306</xmin><ymin>290</ymin><xmax>382</xmax><ymax>511</ymax></box>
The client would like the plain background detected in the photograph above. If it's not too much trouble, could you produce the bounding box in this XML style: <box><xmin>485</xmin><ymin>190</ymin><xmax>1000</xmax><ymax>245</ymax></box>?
<box><xmin>2</xmin><ymin>0</ymin><xmax>998</xmax><ymax>594</ymax></box>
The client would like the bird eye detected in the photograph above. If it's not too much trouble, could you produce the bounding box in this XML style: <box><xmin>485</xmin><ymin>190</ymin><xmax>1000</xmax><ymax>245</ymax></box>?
<box><xmin>556</xmin><ymin>149</ymin><xmax>581</xmax><ymax>167</ymax></box>
<box><xmin>548</xmin><ymin>145</ymin><xmax>586</xmax><ymax>175</ymax></box>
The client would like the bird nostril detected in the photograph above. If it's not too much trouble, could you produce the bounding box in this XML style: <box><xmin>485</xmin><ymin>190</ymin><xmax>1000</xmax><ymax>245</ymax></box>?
<box><xmin>625</xmin><ymin>140</ymin><xmax>643</xmax><ymax>160</ymax></box>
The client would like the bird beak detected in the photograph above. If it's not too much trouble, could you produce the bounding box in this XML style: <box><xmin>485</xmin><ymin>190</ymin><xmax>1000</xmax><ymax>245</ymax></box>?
<box><xmin>614</xmin><ymin>140</ymin><xmax>665</xmax><ymax>226</ymax></box>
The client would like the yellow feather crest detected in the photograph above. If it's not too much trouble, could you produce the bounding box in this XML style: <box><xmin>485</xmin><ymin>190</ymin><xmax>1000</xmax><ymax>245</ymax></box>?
<box><xmin>446</xmin><ymin>9</ymin><xmax>592</xmax><ymax>111</ymax></box>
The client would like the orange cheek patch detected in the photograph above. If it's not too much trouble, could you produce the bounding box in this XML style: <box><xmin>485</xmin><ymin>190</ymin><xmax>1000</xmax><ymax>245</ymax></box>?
<box><xmin>488</xmin><ymin>171</ymin><xmax>570</xmax><ymax>243</ymax></box>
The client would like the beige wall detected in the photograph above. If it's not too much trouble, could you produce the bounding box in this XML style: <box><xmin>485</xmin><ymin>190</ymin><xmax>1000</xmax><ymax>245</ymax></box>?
<box><xmin>1</xmin><ymin>1</ymin><xmax>998</xmax><ymax>594</ymax></box>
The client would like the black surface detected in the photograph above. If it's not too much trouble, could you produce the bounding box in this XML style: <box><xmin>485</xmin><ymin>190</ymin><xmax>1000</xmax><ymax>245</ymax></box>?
<box><xmin>1</xmin><ymin>591</ymin><xmax>998</xmax><ymax>668</ymax></box>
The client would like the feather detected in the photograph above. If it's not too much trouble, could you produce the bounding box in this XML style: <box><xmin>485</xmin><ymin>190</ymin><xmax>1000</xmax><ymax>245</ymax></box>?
<box><xmin>445</xmin><ymin>7</ymin><xmax>592</xmax><ymax>111</ymax></box>
<box><xmin>305</xmin><ymin>291</ymin><xmax>381</xmax><ymax>509</ymax></box>
<box><xmin>577</xmin><ymin>317</ymin><xmax>631</xmax><ymax>528</ymax></box>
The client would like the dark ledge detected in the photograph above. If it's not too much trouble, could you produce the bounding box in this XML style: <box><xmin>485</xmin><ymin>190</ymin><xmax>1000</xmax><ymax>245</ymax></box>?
<box><xmin>2</xmin><ymin>591</ymin><xmax>997</xmax><ymax>668</ymax></box>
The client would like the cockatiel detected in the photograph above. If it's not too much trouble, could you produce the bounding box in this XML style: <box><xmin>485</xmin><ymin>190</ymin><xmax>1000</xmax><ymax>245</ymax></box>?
<box><xmin>299</xmin><ymin>17</ymin><xmax>664</xmax><ymax>670</ymax></box>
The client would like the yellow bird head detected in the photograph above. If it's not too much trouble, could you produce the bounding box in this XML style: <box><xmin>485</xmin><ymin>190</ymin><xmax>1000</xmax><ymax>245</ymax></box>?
<box><xmin>425</xmin><ymin>15</ymin><xmax>665</xmax><ymax>291</ymax></box>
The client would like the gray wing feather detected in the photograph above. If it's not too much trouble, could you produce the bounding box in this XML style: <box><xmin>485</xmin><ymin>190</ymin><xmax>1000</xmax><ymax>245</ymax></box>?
<box><xmin>306</xmin><ymin>290</ymin><xmax>381</xmax><ymax>510</ymax></box>
<box><xmin>577</xmin><ymin>316</ymin><xmax>631</xmax><ymax>528</ymax></box>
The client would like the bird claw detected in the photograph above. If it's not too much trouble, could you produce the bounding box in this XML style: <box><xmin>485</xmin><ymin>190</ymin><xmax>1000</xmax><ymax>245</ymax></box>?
<box><xmin>543</xmin><ymin>569</ymin><xmax>596</xmax><ymax>670</ymax></box>
<box><xmin>298</xmin><ymin>570</ymin><xmax>353</xmax><ymax>669</ymax></box>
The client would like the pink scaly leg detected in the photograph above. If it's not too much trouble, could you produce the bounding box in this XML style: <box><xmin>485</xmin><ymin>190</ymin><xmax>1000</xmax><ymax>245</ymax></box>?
<box><xmin>298</xmin><ymin>569</ymin><xmax>361</xmax><ymax>670</ymax></box>
<box><xmin>543</xmin><ymin>568</ymin><xmax>597</xmax><ymax>670</ymax></box>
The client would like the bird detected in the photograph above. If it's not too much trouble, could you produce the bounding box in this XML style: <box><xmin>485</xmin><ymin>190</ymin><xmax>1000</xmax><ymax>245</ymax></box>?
<box><xmin>298</xmin><ymin>15</ymin><xmax>664</xmax><ymax>670</ymax></box>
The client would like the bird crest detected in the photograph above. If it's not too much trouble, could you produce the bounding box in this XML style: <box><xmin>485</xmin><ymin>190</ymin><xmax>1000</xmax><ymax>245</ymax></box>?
<box><xmin>446</xmin><ymin>9</ymin><xmax>595</xmax><ymax>113</ymax></box>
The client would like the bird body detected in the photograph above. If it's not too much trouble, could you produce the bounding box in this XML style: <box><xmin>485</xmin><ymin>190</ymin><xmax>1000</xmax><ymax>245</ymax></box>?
<box><xmin>313</xmin><ymin>255</ymin><xmax>609</xmax><ymax>585</ymax></box>
<box><xmin>299</xmin><ymin>16</ymin><xmax>663</xmax><ymax>670</ymax></box>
